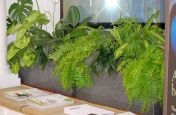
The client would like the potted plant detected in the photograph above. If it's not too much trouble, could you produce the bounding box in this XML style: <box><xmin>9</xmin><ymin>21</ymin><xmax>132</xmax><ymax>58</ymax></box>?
<box><xmin>111</xmin><ymin>12</ymin><xmax>164</xmax><ymax>112</ymax></box>
<box><xmin>7</xmin><ymin>0</ymin><xmax>164</xmax><ymax>113</ymax></box>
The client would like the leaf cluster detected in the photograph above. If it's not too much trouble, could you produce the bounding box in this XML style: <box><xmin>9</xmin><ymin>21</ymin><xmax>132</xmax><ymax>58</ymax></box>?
<box><xmin>6</xmin><ymin>2</ymin><xmax>165</xmax><ymax>112</ymax></box>
<box><xmin>7</xmin><ymin>0</ymin><xmax>52</xmax><ymax>73</ymax></box>
<box><xmin>49</xmin><ymin>27</ymin><xmax>103</xmax><ymax>90</ymax></box>
<box><xmin>123</xmin><ymin>46</ymin><xmax>164</xmax><ymax>112</ymax></box>
<box><xmin>113</xmin><ymin>11</ymin><xmax>164</xmax><ymax>111</ymax></box>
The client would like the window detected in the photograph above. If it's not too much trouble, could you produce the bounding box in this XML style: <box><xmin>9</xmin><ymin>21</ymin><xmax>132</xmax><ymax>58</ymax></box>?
<box><xmin>61</xmin><ymin>0</ymin><xmax>165</xmax><ymax>23</ymax></box>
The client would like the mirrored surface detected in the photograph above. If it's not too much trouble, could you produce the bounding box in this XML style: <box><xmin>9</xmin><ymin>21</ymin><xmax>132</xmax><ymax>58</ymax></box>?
<box><xmin>62</xmin><ymin>0</ymin><xmax>165</xmax><ymax>23</ymax></box>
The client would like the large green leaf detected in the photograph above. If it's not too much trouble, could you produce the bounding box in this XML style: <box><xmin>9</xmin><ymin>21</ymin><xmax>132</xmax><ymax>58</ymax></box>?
<box><xmin>9</xmin><ymin>0</ymin><xmax>33</xmax><ymax>22</ymax></box>
<box><xmin>8</xmin><ymin>11</ymin><xmax>49</xmax><ymax>35</ymax></box>
<box><xmin>8</xmin><ymin>11</ymin><xmax>49</xmax><ymax>51</ymax></box>
<box><xmin>10</xmin><ymin>60</ymin><xmax>20</xmax><ymax>74</ymax></box>
<box><xmin>21</xmin><ymin>51</ymin><xmax>36</xmax><ymax>67</ymax></box>
<box><xmin>29</xmin><ymin>26</ymin><xmax>52</xmax><ymax>46</ymax></box>
<box><xmin>7</xmin><ymin>44</ymin><xmax>20</xmax><ymax>61</ymax></box>
<box><xmin>7</xmin><ymin>17</ymin><xmax>17</xmax><ymax>30</ymax></box>
<box><xmin>7</xmin><ymin>23</ymin><xmax>23</xmax><ymax>35</ymax></box>
<box><xmin>65</xmin><ymin>6</ymin><xmax>80</xmax><ymax>27</ymax></box>
<box><xmin>25</xmin><ymin>11</ymin><xmax>49</xmax><ymax>25</ymax></box>
<box><xmin>14</xmin><ymin>36</ymin><xmax>30</xmax><ymax>49</ymax></box>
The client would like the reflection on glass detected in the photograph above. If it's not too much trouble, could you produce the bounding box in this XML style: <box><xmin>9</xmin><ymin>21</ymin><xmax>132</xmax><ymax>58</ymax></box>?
<box><xmin>63</xmin><ymin>0</ymin><xmax>164</xmax><ymax>23</ymax></box>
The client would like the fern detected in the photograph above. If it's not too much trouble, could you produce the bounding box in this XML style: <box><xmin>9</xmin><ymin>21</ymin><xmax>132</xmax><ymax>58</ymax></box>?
<box><xmin>89</xmin><ymin>30</ymin><xmax>118</xmax><ymax>75</ymax></box>
<box><xmin>112</xmin><ymin>12</ymin><xmax>164</xmax><ymax>111</ymax></box>
<box><xmin>122</xmin><ymin>46</ymin><xmax>164</xmax><ymax>111</ymax></box>
<box><xmin>49</xmin><ymin>27</ymin><xmax>102</xmax><ymax>90</ymax></box>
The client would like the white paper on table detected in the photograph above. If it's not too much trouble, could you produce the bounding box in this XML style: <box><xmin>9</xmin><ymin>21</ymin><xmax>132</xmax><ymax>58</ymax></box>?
<box><xmin>64</xmin><ymin>104</ymin><xmax>115</xmax><ymax>115</ymax></box>
<box><xmin>117</xmin><ymin>112</ymin><xmax>136</xmax><ymax>115</ymax></box>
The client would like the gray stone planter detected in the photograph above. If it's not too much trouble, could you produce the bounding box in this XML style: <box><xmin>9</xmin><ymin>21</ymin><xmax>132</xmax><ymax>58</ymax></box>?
<box><xmin>19</xmin><ymin>63</ymin><xmax>162</xmax><ymax>115</ymax></box>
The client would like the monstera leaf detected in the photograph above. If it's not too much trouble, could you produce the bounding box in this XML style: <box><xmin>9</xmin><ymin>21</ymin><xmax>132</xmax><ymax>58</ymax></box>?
<box><xmin>7</xmin><ymin>17</ymin><xmax>17</xmax><ymax>30</ymax></box>
<box><xmin>9</xmin><ymin>0</ymin><xmax>33</xmax><ymax>22</ymax></box>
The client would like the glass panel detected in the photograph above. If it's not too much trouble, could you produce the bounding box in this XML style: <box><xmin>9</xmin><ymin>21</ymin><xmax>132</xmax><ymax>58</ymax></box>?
<box><xmin>63</xmin><ymin>0</ymin><xmax>165</xmax><ymax>23</ymax></box>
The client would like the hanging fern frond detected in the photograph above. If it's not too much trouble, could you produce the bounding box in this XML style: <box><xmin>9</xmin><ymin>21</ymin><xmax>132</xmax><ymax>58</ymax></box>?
<box><xmin>122</xmin><ymin>46</ymin><xmax>164</xmax><ymax>111</ymax></box>
<box><xmin>111</xmin><ymin>14</ymin><xmax>164</xmax><ymax>112</ymax></box>
<box><xmin>49</xmin><ymin>28</ymin><xmax>103</xmax><ymax>90</ymax></box>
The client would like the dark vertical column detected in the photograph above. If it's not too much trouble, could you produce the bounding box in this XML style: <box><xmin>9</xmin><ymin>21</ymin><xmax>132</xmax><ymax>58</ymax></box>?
<box><xmin>71</xmin><ymin>85</ymin><xmax>77</xmax><ymax>98</ymax></box>
<box><xmin>160</xmin><ymin>0</ymin><xmax>165</xmax><ymax>23</ymax></box>
<box><xmin>60</xmin><ymin>0</ymin><xmax>63</xmax><ymax>19</ymax></box>
<box><xmin>164</xmin><ymin>1</ymin><xmax>176</xmax><ymax>115</ymax></box>
<box><xmin>163</xmin><ymin>0</ymin><xmax>169</xmax><ymax>114</ymax></box>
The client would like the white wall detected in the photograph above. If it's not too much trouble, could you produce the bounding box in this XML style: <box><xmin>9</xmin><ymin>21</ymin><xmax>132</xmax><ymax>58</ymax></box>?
<box><xmin>6</xmin><ymin>0</ymin><xmax>60</xmax><ymax>42</ymax></box>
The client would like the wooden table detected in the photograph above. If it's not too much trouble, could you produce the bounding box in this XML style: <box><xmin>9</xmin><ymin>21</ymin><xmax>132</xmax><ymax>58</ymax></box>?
<box><xmin>0</xmin><ymin>85</ymin><xmax>125</xmax><ymax>115</ymax></box>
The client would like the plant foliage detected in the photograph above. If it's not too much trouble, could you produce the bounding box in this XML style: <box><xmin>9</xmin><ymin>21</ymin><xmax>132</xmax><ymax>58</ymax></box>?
<box><xmin>123</xmin><ymin>46</ymin><xmax>164</xmax><ymax>111</ymax></box>
<box><xmin>112</xmin><ymin>11</ymin><xmax>164</xmax><ymax>111</ymax></box>
<box><xmin>7</xmin><ymin>10</ymin><xmax>51</xmax><ymax>74</ymax></box>
<box><xmin>64</xmin><ymin>6</ymin><xmax>80</xmax><ymax>27</ymax></box>
<box><xmin>8</xmin><ymin>0</ymin><xmax>33</xmax><ymax>22</ymax></box>
<box><xmin>7</xmin><ymin>2</ymin><xmax>165</xmax><ymax>112</ymax></box>
<box><xmin>49</xmin><ymin>27</ymin><xmax>104</xmax><ymax>90</ymax></box>
<box><xmin>54</xmin><ymin>5</ymin><xmax>92</xmax><ymax>40</ymax></box>
<box><xmin>89</xmin><ymin>30</ymin><xmax>117</xmax><ymax>76</ymax></box>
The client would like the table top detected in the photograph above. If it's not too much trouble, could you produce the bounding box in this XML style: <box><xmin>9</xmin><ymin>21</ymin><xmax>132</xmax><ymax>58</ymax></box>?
<box><xmin>0</xmin><ymin>85</ymin><xmax>125</xmax><ymax>115</ymax></box>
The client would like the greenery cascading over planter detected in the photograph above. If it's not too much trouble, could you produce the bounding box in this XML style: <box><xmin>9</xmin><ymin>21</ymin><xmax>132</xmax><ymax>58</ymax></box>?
<box><xmin>7</xmin><ymin>0</ymin><xmax>164</xmax><ymax>112</ymax></box>
<box><xmin>112</xmin><ymin>14</ymin><xmax>164</xmax><ymax>111</ymax></box>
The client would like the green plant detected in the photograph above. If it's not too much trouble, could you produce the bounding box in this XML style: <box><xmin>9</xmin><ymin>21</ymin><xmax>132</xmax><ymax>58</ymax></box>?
<box><xmin>123</xmin><ymin>46</ymin><xmax>164</xmax><ymax>111</ymax></box>
<box><xmin>49</xmin><ymin>27</ymin><xmax>103</xmax><ymax>90</ymax></box>
<box><xmin>7</xmin><ymin>3</ymin><xmax>97</xmax><ymax>91</ymax></box>
<box><xmin>7</xmin><ymin>0</ymin><xmax>53</xmax><ymax>74</ymax></box>
<box><xmin>89</xmin><ymin>31</ymin><xmax>117</xmax><ymax>76</ymax></box>
<box><xmin>64</xmin><ymin>6</ymin><xmax>80</xmax><ymax>27</ymax></box>
<box><xmin>6</xmin><ymin>2</ymin><xmax>164</xmax><ymax>112</ymax></box>
<box><xmin>54</xmin><ymin>5</ymin><xmax>81</xmax><ymax>39</ymax></box>
<box><xmin>54</xmin><ymin>5</ymin><xmax>92</xmax><ymax>41</ymax></box>
<box><xmin>7</xmin><ymin>11</ymin><xmax>51</xmax><ymax>74</ymax></box>
<box><xmin>8</xmin><ymin>0</ymin><xmax>33</xmax><ymax>23</ymax></box>
<box><xmin>111</xmin><ymin>12</ymin><xmax>164</xmax><ymax>111</ymax></box>
<box><xmin>49</xmin><ymin>5</ymin><xmax>118</xmax><ymax>89</ymax></box>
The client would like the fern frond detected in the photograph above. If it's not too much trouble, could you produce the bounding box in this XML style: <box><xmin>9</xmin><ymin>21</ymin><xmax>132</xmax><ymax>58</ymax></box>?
<box><xmin>122</xmin><ymin>46</ymin><xmax>164</xmax><ymax>111</ymax></box>
<box><xmin>49</xmin><ymin>28</ymin><xmax>102</xmax><ymax>90</ymax></box>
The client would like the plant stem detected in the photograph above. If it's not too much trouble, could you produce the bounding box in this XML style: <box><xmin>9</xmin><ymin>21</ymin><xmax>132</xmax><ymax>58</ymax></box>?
<box><xmin>53</xmin><ymin>4</ymin><xmax>56</xmax><ymax>31</ymax></box>
<box><xmin>51</xmin><ymin>3</ymin><xmax>57</xmax><ymax>38</ymax></box>
<box><xmin>35</xmin><ymin>0</ymin><xmax>42</xmax><ymax>29</ymax></box>
<box><xmin>48</xmin><ymin>12</ymin><xmax>53</xmax><ymax>29</ymax></box>
<box><xmin>36</xmin><ymin>0</ymin><xmax>40</xmax><ymax>11</ymax></box>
